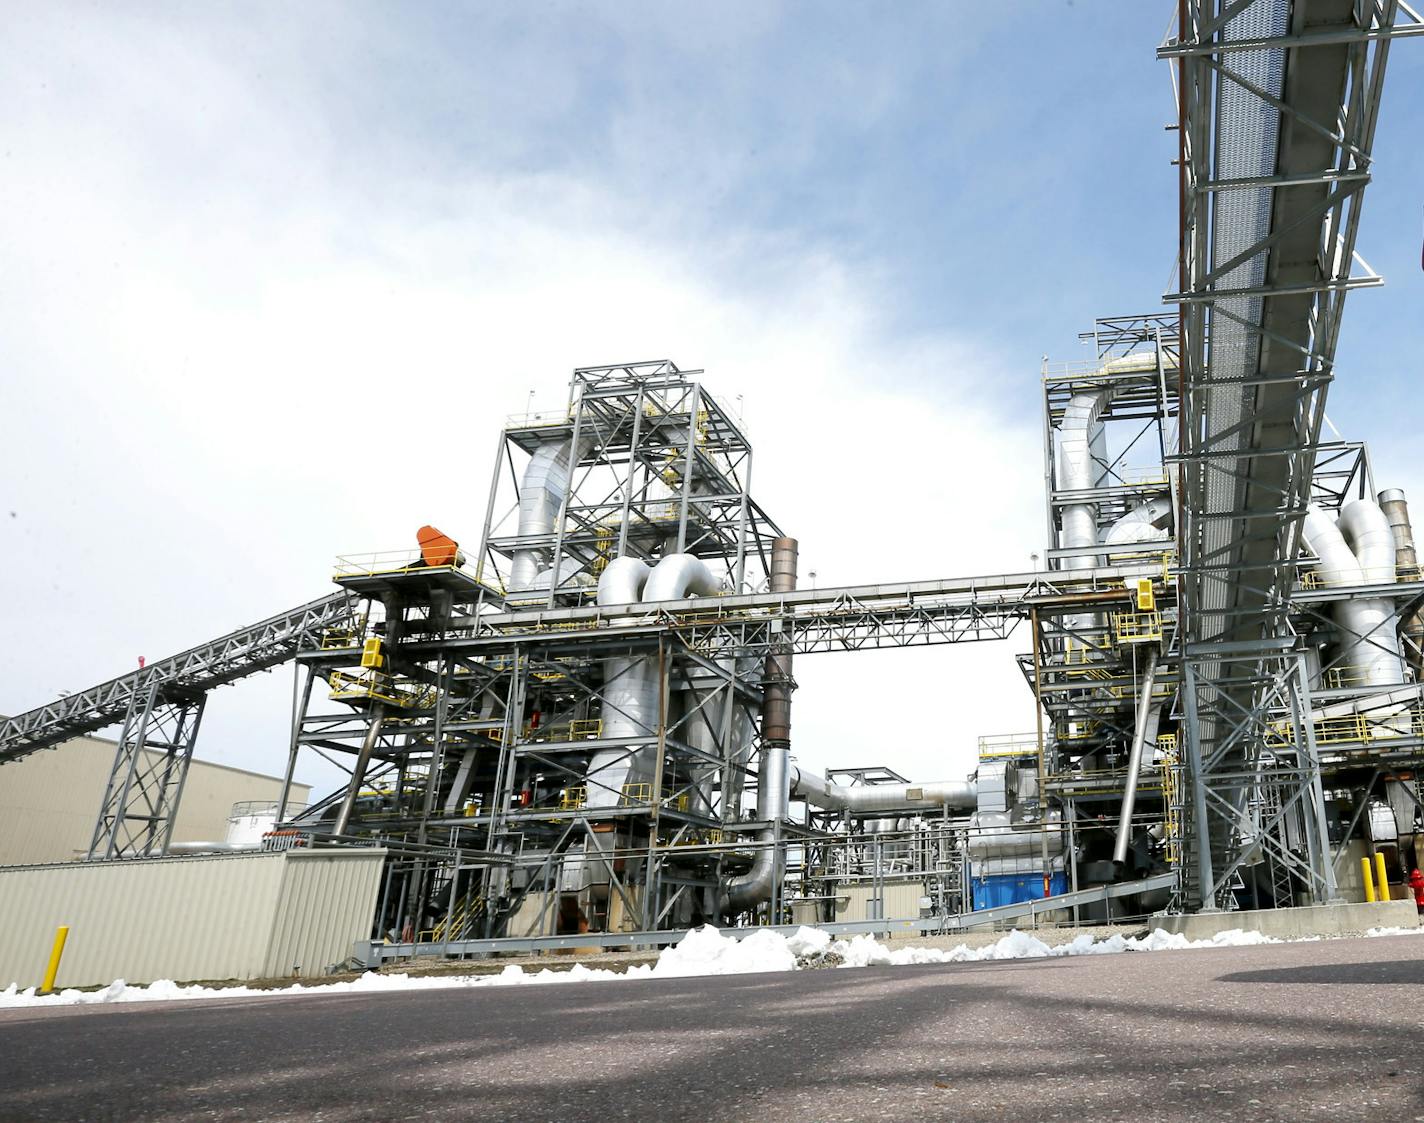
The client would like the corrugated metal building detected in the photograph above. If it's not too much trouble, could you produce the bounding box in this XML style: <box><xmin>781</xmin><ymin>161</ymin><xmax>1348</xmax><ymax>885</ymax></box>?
<box><xmin>0</xmin><ymin>732</ymin><xmax>311</xmax><ymax>865</ymax></box>
<box><xmin>0</xmin><ymin>849</ymin><xmax>385</xmax><ymax>990</ymax></box>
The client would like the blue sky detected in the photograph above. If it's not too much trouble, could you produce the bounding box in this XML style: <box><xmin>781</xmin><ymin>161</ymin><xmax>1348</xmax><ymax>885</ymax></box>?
<box><xmin>3</xmin><ymin>2</ymin><xmax>1420</xmax><ymax>794</ymax></box>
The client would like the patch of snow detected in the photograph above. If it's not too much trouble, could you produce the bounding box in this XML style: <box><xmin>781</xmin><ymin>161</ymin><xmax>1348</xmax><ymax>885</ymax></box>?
<box><xmin>2</xmin><ymin>919</ymin><xmax>1416</xmax><ymax>1009</ymax></box>
<box><xmin>1365</xmin><ymin>924</ymin><xmax>1424</xmax><ymax>937</ymax></box>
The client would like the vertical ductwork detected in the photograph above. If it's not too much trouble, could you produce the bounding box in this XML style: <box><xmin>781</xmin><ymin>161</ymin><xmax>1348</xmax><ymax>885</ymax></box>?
<box><xmin>1055</xmin><ymin>352</ymin><xmax>1175</xmax><ymax>568</ymax></box>
<box><xmin>1378</xmin><ymin>489</ymin><xmax>1424</xmax><ymax>680</ymax></box>
<box><xmin>586</xmin><ymin>558</ymin><xmax>654</xmax><ymax>808</ymax></box>
<box><xmin>1057</xmin><ymin>390</ymin><xmax>1113</xmax><ymax>572</ymax></box>
<box><xmin>721</xmin><ymin>537</ymin><xmax>797</xmax><ymax>915</ymax></box>
<box><xmin>510</xmin><ymin>441</ymin><xmax>578</xmax><ymax>593</ymax></box>
<box><xmin>586</xmin><ymin>554</ymin><xmax>723</xmax><ymax>809</ymax></box>
<box><xmin>1302</xmin><ymin>501</ymin><xmax>1405</xmax><ymax>688</ymax></box>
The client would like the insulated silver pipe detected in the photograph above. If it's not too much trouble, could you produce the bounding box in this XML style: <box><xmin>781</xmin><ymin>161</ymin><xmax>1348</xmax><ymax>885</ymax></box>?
<box><xmin>510</xmin><ymin>440</ymin><xmax>578</xmax><ymax>592</ymax></box>
<box><xmin>1113</xmin><ymin>646</ymin><xmax>1160</xmax><ymax>865</ymax></box>
<box><xmin>588</xmin><ymin>554</ymin><xmax>723</xmax><ymax>808</ymax></box>
<box><xmin>720</xmin><ymin>742</ymin><xmax>787</xmax><ymax>915</ymax></box>
<box><xmin>790</xmin><ymin>768</ymin><xmax>976</xmax><ymax>813</ymax></box>
<box><xmin>334</xmin><ymin>709</ymin><xmax>384</xmax><ymax>837</ymax></box>
<box><xmin>721</xmin><ymin>538</ymin><xmax>797</xmax><ymax>915</ymax></box>
<box><xmin>1303</xmin><ymin>501</ymin><xmax>1405</xmax><ymax>687</ymax></box>
<box><xmin>586</xmin><ymin>558</ymin><xmax>653</xmax><ymax>809</ymax></box>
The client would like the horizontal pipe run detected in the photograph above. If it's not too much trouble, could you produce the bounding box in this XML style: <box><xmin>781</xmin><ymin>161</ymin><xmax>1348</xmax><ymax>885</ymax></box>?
<box><xmin>790</xmin><ymin>767</ymin><xmax>976</xmax><ymax>813</ymax></box>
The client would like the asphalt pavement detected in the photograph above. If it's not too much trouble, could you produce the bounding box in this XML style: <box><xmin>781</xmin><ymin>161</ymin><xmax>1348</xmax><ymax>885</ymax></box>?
<box><xmin>2</xmin><ymin>933</ymin><xmax>1422</xmax><ymax>1122</ymax></box>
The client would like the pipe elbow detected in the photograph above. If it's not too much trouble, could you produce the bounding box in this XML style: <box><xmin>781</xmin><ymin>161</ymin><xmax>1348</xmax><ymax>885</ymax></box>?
<box><xmin>597</xmin><ymin>557</ymin><xmax>651</xmax><ymax>606</ymax></box>
<box><xmin>642</xmin><ymin>555</ymin><xmax>721</xmax><ymax>602</ymax></box>
<box><xmin>1338</xmin><ymin>500</ymin><xmax>1398</xmax><ymax>583</ymax></box>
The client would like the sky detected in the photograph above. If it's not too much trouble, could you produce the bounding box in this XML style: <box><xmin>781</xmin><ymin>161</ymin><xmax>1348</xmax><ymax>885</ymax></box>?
<box><xmin>3</xmin><ymin>2</ymin><xmax>1421</xmax><ymax>801</ymax></box>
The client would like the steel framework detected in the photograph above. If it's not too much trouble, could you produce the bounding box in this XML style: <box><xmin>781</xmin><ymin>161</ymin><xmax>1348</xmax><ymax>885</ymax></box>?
<box><xmin>1165</xmin><ymin>0</ymin><xmax>1421</xmax><ymax>907</ymax></box>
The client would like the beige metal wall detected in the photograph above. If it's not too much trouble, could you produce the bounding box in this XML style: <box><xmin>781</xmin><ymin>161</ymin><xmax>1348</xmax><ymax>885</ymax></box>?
<box><xmin>0</xmin><ymin>849</ymin><xmax>384</xmax><ymax>990</ymax></box>
<box><xmin>263</xmin><ymin>851</ymin><xmax>387</xmax><ymax>978</ymax></box>
<box><xmin>833</xmin><ymin>879</ymin><xmax>926</xmax><ymax>923</ymax></box>
<box><xmin>0</xmin><ymin>733</ymin><xmax>310</xmax><ymax>865</ymax></box>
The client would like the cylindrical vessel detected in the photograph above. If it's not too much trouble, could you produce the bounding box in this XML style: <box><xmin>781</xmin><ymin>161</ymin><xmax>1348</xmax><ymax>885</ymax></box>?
<box><xmin>761</xmin><ymin>537</ymin><xmax>798</xmax><ymax>746</ymax></box>
<box><xmin>1379</xmin><ymin>488</ymin><xmax>1424</xmax><ymax>679</ymax></box>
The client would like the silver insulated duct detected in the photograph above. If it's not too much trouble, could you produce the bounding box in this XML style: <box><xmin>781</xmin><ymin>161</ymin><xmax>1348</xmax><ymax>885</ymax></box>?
<box><xmin>1302</xmin><ymin>501</ymin><xmax>1405</xmax><ymax>688</ymax></box>
<box><xmin>721</xmin><ymin>537</ymin><xmax>797</xmax><ymax>915</ymax></box>
<box><xmin>509</xmin><ymin>440</ymin><xmax>578</xmax><ymax>592</ymax></box>
<box><xmin>586</xmin><ymin>558</ymin><xmax>654</xmax><ymax>808</ymax></box>
<box><xmin>789</xmin><ymin>768</ymin><xmax>976</xmax><ymax>813</ymax></box>
<box><xmin>586</xmin><ymin>554</ymin><xmax>723</xmax><ymax>809</ymax></box>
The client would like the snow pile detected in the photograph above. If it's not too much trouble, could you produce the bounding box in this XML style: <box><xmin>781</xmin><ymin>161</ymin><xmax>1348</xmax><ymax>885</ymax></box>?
<box><xmin>1365</xmin><ymin>924</ymin><xmax>1424</xmax><ymax>938</ymax></box>
<box><xmin>826</xmin><ymin>924</ymin><xmax>1276</xmax><ymax>969</ymax></box>
<box><xmin>645</xmin><ymin>924</ymin><xmax>802</xmax><ymax>977</ymax></box>
<box><xmin>0</xmin><ymin>920</ymin><xmax>1407</xmax><ymax>1009</ymax></box>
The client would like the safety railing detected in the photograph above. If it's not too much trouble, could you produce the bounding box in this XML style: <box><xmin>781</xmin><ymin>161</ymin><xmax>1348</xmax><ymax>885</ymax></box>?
<box><xmin>1051</xmin><ymin>764</ymin><xmax>1167</xmax><ymax>797</ymax></box>
<box><xmin>977</xmin><ymin>733</ymin><xmax>1041</xmax><ymax>760</ymax></box>
<box><xmin>558</xmin><ymin>786</ymin><xmax>587</xmax><ymax>810</ymax></box>
<box><xmin>320</xmin><ymin>627</ymin><xmax>363</xmax><ymax>650</ymax></box>
<box><xmin>505</xmin><ymin>408</ymin><xmax>573</xmax><ymax>430</ymax></box>
<box><xmin>526</xmin><ymin>719</ymin><xmax>603</xmax><ymax>743</ymax></box>
<box><xmin>613</xmin><ymin>784</ymin><xmax>693</xmax><ymax>811</ymax></box>
<box><xmin>332</xmin><ymin>549</ymin><xmax>504</xmax><ymax>595</ymax></box>
<box><xmin>1107</xmin><ymin>679</ymin><xmax>1176</xmax><ymax>701</ymax></box>
<box><xmin>1054</xmin><ymin>720</ymin><xmax>1100</xmax><ymax>742</ymax></box>
<box><xmin>1113</xmin><ymin>610</ymin><xmax>1163</xmax><ymax>645</ymax></box>
<box><xmin>326</xmin><ymin>669</ymin><xmax>434</xmax><ymax>709</ymax></box>
<box><xmin>1323</xmin><ymin>666</ymin><xmax>1381</xmax><ymax>691</ymax></box>
<box><xmin>1265</xmin><ymin>707</ymin><xmax>1424</xmax><ymax>748</ymax></box>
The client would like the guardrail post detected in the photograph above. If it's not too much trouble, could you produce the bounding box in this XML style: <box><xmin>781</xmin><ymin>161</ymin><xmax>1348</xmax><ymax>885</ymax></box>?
<box><xmin>38</xmin><ymin>926</ymin><xmax>69</xmax><ymax>995</ymax></box>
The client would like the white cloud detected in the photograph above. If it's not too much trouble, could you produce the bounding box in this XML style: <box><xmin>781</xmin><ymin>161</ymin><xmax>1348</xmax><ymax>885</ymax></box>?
<box><xmin>1</xmin><ymin>5</ymin><xmax>1043</xmax><ymax>797</ymax></box>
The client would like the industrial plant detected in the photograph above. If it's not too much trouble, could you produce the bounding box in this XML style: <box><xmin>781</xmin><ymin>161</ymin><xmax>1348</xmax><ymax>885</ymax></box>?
<box><xmin>2</xmin><ymin>1</ymin><xmax>1423</xmax><ymax>990</ymax></box>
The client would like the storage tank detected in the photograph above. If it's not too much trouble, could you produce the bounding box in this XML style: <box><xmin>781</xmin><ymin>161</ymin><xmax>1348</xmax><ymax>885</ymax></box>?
<box><xmin>225</xmin><ymin>801</ymin><xmax>304</xmax><ymax>848</ymax></box>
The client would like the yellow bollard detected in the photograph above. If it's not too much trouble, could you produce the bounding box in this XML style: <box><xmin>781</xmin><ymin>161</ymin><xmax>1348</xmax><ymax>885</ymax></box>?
<box><xmin>38</xmin><ymin>926</ymin><xmax>69</xmax><ymax>995</ymax></box>
<box><xmin>1375</xmin><ymin>852</ymin><xmax>1391</xmax><ymax>903</ymax></box>
<box><xmin>1362</xmin><ymin>856</ymin><xmax>1376</xmax><ymax>903</ymax></box>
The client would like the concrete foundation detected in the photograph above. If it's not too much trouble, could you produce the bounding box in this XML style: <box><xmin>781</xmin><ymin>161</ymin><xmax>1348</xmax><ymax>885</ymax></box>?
<box><xmin>1153</xmin><ymin>899</ymin><xmax>1419</xmax><ymax>941</ymax></box>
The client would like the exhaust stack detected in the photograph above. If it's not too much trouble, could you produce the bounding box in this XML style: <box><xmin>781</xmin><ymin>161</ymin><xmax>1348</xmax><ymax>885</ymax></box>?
<box><xmin>1378</xmin><ymin>489</ymin><xmax>1424</xmax><ymax>679</ymax></box>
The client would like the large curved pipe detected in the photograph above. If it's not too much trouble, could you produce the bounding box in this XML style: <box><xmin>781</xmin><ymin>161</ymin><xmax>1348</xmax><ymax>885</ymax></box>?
<box><xmin>1104</xmin><ymin>496</ymin><xmax>1173</xmax><ymax>547</ymax></box>
<box><xmin>1303</xmin><ymin>501</ymin><xmax>1404</xmax><ymax>688</ymax></box>
<box><xmin>790</xmin><ymin>766</ymin><xmax>977</xmax><ymax>813</ymax></box>
<box><xmin>1339</xmin><ymin>499</ymin><xmax>1399</xmax><ymax>583</ymax></box>
<box><xmin>642</xmin><ymin>555</ymin><xmax>721</xmax><ymax>602</ymax></box>
<box><xmin>720</xmin><ymin>741</ymin><xmax>787</xmax><ymax>915</ymax></box>
<box><xmin>1056</xmin><ymin>353</ymin><xmax>1174</xmax><ymax>569</ymax></box>
<box><xmin>510</xmin><ymin>441</ymin><xmax>578</xmax><ymax>592</ymax></box>
<box><xmin>587</xmin><ymin>555</ymin><xmax>723</xmax><ymax>809</ymax></box>
<box><xmin>720</xmin><ymin>538</ymin><xmax>797</xmax><ymax>916</ymax></box>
